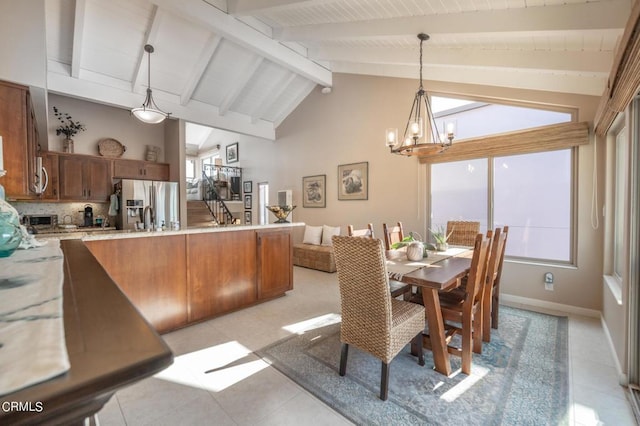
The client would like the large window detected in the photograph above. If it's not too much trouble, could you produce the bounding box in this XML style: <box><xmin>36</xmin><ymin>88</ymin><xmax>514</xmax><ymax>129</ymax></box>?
<box><xmin>431</xmin><ymin>149</ymin><xmax>574</xmax><ymax>263</ymax></box>
<box><xmin>614</xmin><ymin>128</ymin><xmax>628</xmax><ymax>279</ymax></box>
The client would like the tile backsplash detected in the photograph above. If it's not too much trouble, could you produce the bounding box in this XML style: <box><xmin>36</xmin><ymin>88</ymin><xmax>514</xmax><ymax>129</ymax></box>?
<box><xmin>11</xmin><ymin>202</ymin><xmax>111</xmax><ymax>226</ymax></box>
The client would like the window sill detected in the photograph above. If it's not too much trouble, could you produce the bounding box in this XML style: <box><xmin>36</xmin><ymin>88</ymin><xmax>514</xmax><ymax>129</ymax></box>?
<box><xmin>603</xmin><ymin>275</ymin><xmax>623</xmax><ymax>305</ymax></box>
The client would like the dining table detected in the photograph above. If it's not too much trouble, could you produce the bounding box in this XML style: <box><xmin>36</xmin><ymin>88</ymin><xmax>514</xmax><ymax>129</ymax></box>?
<box><xmin>386</xmin><ymin>247</ymin><xmax>472</xmax><ymax>376</ymax></box>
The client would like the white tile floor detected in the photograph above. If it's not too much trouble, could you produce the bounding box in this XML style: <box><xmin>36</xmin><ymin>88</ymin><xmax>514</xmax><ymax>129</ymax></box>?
<box><xmin>97</xmin><ymin>266</ymin><xmax>637</xmax><ymax>425</ymax></box>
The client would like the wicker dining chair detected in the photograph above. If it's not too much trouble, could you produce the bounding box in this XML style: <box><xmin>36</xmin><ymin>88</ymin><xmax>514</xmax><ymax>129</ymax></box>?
<box><xmin>332</xmin><ymin>236</ymin><xmax>425</xmax><ymax>400</ymax></box>
<box><xmin>446</xmin><ymin>221</ymin><xmax>481</xmax><ymax>246</ymax></box>
<box><xmin>349</xmin><ymin>223</ymin><xmax>412</xmax><ymax>301</ymax></box>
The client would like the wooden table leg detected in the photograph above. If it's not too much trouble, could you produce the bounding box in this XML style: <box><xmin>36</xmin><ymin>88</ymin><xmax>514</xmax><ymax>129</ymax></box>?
<box><xmin>422</xmin><ymin>287</ymin><xmax>451</xmax><ymax>376</ymax></box>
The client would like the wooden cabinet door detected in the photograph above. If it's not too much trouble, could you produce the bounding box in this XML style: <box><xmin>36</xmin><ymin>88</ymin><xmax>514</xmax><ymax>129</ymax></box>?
<box><xmin>41</xmin><ymin>152</ymin><xmax>59</xmax><ymax>200</ymax></box>
<box><xmin>85</xmin><ymin>157</ymin><xmax>112</xmax><ymax>202</ymax></box>
<box><xmin>58</xmin><ymin>155</ymin><xmax>86</xmax><ymax>200</ymax></box>
<box><xmin>188</xmin><ymin>231</ymin><xmax>257</xmax><ymax>322</ymax></box>
<box><xmin>256</xmin><ymin>229</ymin><xmax>293</xmax><ymax>300</ymax></box>
<box><xmin>85</xmin><ymin>236</ymin><xmax>188</xmax><ymax>333</ymax></box>
<box><xmin>113</xmin><ymin>159</ymin><xmax>144</xmax><ymax>179</ymax></box>
<box><xmin>143</xmin><ymin>162</ymin><xmax>170</xmax><ymax>181</ymax></box>
<box><xmin>113</xmin><ymin>159</ymin><xmax>170</xmax><ymax>181</ymax></box>
<box><xmin>0</xmin><ymin>81</ymin><xmax>34</xmax><ymax>200</ymax></box>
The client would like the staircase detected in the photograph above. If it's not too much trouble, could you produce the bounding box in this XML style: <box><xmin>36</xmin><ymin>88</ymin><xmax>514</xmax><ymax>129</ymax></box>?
<box><xmin>186</xmin><ymin>201</ymin><xmax>217</xmax><ymax>228</ymax></box>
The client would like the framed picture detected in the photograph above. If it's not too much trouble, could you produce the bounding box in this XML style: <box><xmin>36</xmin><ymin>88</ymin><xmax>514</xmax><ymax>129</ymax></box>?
<box><xmin>244</xmin><ymin>210</ymin><xmax>252</xmax><ymax>225</ymax></box>
<box><xmin>302</xmin><ymin>174</ymin><xmax>326</xmax><ymax>208</ymax></box>
<box><xmin>244</xmin><ymin>194</ymin><xmax>252</xmax><ymax>209</ymax></box>
<box><xmin>338</xmin><ymin>162</ymin><xmax>368</xmax><ymax>201</ymax></box>
<box><xmin>243</xmin><ymin>180</ymin><xmax>252</xmax><ymax>193</ymax></box>
<box><xmin>226</xmin><ymin>142</ymin><xmax>239</xmax><ymax>164</ymax></box>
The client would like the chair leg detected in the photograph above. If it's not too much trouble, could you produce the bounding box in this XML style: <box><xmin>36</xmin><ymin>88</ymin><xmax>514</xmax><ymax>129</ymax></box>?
<box><xmin>413</xmin><ymin>333</ymin><xmax>425</xmax><ymax>366</ymax></box>
<box><xmin>473</xmin><ymin>311</ymin><xmax>483</xmax><ymax>354</ymax></box>
<box><xmin>482</xmin><ymin>285</ymin><xmax>492</xmax><ymax>343</ymax></box>
<box><xmin>461</xmin><ymin>315</ymin><xmax>472</xmax><ymax>375</ymax></box>
<box><xmin>491</xmin><ymin>284</ymin><xmax>500</xmax><ymax>329</ymax></box>
<box><xmin>380</xmin><ymin>362</ymin><xmax>389</xmax><ymax>400</ymax></box>
<box><xmin>339</xmin><ymin>343</ymin><xmax>349</xmax><ymax>376</ymax></box>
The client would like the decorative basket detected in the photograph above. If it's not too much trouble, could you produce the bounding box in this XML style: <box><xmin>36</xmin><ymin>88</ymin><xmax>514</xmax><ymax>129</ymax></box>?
<box><xmin>98</xmin><ymin>138</ymin><xmax>126</xmax><ymax>158</ymax></box>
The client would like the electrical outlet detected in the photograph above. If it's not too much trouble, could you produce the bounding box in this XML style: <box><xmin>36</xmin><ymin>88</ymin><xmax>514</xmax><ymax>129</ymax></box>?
<box><xmin>544</xmin><ymin>272</ymin><xmax>554</xmax><ymax>291</ymax></box>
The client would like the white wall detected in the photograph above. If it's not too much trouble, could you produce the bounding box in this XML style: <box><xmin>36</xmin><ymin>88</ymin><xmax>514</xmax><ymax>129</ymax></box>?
<box><xmin>264</xmin><ymin>72</ymin><xmax>604</xmax><ymax>312</ymax></box>
<box><xmin>47</xmin><ymin>94</ymin><xmax>167</xmax><ymax>161</ymax></box>
<box><xmin>0</xmin><ymin>0</ymin><xmax>46</xmax><ymax>88</ymax></box>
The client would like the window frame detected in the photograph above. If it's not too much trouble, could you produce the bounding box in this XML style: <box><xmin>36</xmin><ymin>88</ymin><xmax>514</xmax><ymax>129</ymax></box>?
<box><xmin>428</xmin><ymin>147</ymin><xmax>577</xmax><ymax>266</ymax></box>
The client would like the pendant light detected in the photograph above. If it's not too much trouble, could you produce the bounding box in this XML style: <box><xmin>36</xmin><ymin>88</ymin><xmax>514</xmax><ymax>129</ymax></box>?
<box><xmin>386</xmin><ymin>33</ymin><xmax>455</xmax><ymax>157</ymax></box>
<box><xmin>131</xmin><ymin>44</ymin><xmax>171</xmax><ymax>124</ymax></box>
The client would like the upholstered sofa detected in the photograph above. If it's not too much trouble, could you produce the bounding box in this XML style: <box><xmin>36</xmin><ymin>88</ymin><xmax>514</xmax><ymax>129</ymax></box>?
<box><xmin>292</xmin><ymin>225</ymin><xmax>340</xmax><ymax>273</ymax></box>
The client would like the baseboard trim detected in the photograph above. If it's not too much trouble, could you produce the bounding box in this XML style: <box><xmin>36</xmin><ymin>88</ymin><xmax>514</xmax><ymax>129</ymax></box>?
<box><xmin>600</xmin><ymin>314</ymin><xmax>629</xmax><ymax>385</ymax></box>
<box><xmin>501</xmin><ymin>294</ymin><xmax>600</xmax><ymax>318</ymax></box>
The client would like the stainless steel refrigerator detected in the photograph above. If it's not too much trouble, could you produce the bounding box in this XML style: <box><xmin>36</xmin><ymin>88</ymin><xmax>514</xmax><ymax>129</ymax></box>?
<box><xmin>115</xmin><ymin>179</ymin><xmax>180</xmax><ymax>231</ymax></box>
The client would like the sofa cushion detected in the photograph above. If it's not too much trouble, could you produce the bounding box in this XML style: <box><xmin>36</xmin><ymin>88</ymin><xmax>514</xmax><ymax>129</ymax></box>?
<box><xmin>303</xmin><ymin>225</ymin><xmax>323</xmax><ymax>245</ymax></box>
<box><xmin>321</xmin><ymin>225</ymin><xmax>340</xmax><ymax>246</ymax></box>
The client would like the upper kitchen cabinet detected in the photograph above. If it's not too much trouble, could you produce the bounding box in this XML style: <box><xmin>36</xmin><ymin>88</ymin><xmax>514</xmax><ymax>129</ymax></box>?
<box><xmin>113</xmin><ymin>159</ymin><xmax>170</xmax><ymax>181</ymax></box>
<box><xmin>59</xmin><ymin>154</ymin><xmax>112</xmax><ymax>202</ymax></box>
<box><xmin>0</xmin><ymin>80</ymin><xmax>40</xmax><ymax>200</ymax></box>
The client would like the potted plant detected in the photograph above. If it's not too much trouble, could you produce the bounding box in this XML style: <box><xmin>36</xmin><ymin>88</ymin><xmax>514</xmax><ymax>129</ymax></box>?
<box><xmin>429</xmin><ymin>225</ymin><xmax>453</xmax><ymax>251</ymax></box>
<box><xmin>391</xmin><ymin>231</ymin><xmax>426</xmax><ymax>260</ymax></box>
<box><xmin>53</xmin><ymin>106</ymin><xmax>86</xmax><ymax>153</ymax></box>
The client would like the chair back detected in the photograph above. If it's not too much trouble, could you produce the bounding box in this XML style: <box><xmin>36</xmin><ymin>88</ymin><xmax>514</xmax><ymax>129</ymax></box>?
<box><xmin>463</xmin><ymin>233</ymin><xmax>491</xmax><ymax>307</ymax></box>
<box><xmin>382</xmin><ymin>222</ymin><xmax>404</xmax><ymax>250</ymax></box>
<box><xmin>494</xmin><ymin>226</ymin><xmax>509</xmax><ymax>286</ymax></box>
<box><xmin>485</xmin><ymin>228</ymin><xmax>507</xmax><ymax>285</ymax></box>
<box><xmin>332</xmin><ymin>236</ymin><xmax>393</xmax><ymax>347</ymax></box>
<box><xmin>446</xmin><ymin>221</ymin><xmax>480</xmax><ymax>246</ymax></box>
<box><xmin>347</xmin><ymin>223</ymin><xmax>375</xmax><ymax>238</ymax></box>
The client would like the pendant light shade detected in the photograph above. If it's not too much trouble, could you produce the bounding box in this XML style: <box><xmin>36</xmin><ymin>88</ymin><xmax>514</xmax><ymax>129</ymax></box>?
<box><xmin>131</xmin><ymin>44</ymin><xmax>171</xmax><ymax>124</ymax></box>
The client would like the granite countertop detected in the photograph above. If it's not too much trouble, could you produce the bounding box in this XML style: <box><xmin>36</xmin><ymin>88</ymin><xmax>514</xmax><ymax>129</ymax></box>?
<box><xmin>35</xmin><ymin>222</ymin><xmax>305</xmax><ymax>242</ymax></box>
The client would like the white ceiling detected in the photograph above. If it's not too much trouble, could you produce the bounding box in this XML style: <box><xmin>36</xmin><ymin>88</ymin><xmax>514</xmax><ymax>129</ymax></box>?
<box><xmin>44</xmin><ymin>0</ymin><xmax>630</xmax><ymax>142</ymax></box>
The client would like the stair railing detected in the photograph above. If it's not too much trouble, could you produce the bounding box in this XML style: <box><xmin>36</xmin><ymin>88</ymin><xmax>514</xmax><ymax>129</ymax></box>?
<box><xmin>201</xmin><ymin>168</ymin><xmax>235</xmax><ymax>225</ymax></box>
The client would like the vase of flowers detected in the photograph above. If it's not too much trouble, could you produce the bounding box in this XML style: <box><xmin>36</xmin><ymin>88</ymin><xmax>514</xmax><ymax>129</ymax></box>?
<box><xmin>53</xmin><ymin>106</ymin><xmax>86</xmax><ymax>153</ymax></box>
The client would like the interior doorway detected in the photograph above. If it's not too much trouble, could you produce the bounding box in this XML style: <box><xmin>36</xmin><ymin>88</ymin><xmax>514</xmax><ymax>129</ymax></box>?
<box><xmin>258</xmin><ymin>182</ymin><xmax>269</xmax><ymax>225</ymax></box>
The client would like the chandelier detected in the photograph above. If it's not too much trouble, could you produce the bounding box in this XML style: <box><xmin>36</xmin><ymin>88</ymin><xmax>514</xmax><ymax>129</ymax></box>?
<box><xmin>131</xmin><ymin>44</ymin><xmax>171</xmax><ymax>124</ymax></box>
<box><xmin>386</xmin><ymin>33</ymin><xmax>454</xmax><ymax>156</ymax></box>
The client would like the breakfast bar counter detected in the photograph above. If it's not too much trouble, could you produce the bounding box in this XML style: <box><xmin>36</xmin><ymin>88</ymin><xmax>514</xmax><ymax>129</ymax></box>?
<box><xmin>0</xmin><ymin>240</ymin><xmax>173</xmax><ymax>425</ymax></box>
<box><xmin>80</xmin><ymin>223</ymin><xmax>303</xmax><ymax>333</ymax></box>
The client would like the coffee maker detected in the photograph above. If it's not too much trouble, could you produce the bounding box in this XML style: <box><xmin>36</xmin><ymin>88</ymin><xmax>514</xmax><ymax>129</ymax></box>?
<box><xmin>83</xmin><ymin>204</ymin><xmax>93</xmax><ymax>227</ymax></box>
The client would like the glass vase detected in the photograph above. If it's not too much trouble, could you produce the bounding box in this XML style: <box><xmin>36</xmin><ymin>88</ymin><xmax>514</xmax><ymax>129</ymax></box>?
<box><xmin>0</xmin><ymin>211</ymin><xmax>22</xmax><ymax>257</ymax></box>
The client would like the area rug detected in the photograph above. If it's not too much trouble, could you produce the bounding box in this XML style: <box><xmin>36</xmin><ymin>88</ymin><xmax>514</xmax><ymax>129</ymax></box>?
<box><xmin>256</xmin><ymin>306</ymin><xmax>569</xmax><ymax>425</ymax></box>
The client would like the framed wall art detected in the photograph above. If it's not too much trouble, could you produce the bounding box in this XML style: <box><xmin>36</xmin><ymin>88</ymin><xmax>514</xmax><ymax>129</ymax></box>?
<box><xmin>244</xmin><ymin>210</ymin><xmax>252</xmax><ymax>225</ymax></box>
<box><xmin>226</xmin><ymin>142</ymin><xmax>239</xmax><ymax>163</ymax></box>
<box><xmin>338</xmin><ymin>162</ymin><xmax>368</xmax><ymax>201</ymax></box>
<box><xmin>302</xmin><ymin>174</ymin><xmax>326</xmax><ymax>208</ymax></box>
<box><xmin>243</xmin><ymin>180</ymin><xmax>252</xmax><ymax>193</ymax></box>
<box><xmin>244</xmin><ymin>194</ymin><xmax>252</xmax><ymax>209</ymax></box>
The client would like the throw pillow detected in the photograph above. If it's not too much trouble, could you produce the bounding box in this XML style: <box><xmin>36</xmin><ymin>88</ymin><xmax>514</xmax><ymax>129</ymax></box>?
<box><xmin>321</xmin><ymin>225</ymin><xmax>341</xmax><ymax>246</ymax></box>
<box><xmin>303</xmin><ymin>225</ymin><xmax>323</xmax><ymax>245</ymax></box>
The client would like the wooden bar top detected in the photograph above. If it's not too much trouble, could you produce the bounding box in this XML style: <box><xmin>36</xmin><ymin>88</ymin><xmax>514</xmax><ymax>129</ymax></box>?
<box><xmin>0</xmin><ymin>240</ymin><xmax>173</xmax><ymax>425</ymax></box>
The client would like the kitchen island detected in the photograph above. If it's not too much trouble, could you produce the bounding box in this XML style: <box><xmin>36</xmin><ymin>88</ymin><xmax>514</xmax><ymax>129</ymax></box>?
<box><xmin>79</xmin><ymin>223</ymin><xmax>302</xmax><ymax>333</ymax></box>
<box><xmin>0</xmin><ymin>240</ymin><xmax>173</xmax><ymax>425</ymax></box>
